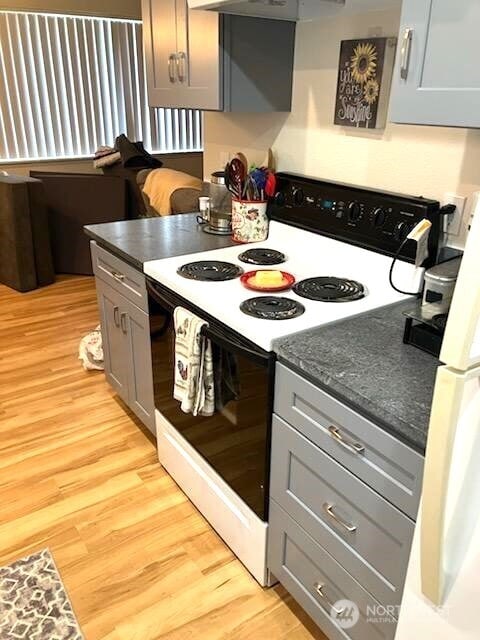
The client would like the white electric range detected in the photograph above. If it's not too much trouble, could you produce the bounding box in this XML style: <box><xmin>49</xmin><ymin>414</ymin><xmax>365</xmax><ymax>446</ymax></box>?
<box><xmin>145</xmin><ymin>220</ymin><xmax>425</xmax><ymax>351</ymax></box>
<box><xmin>144</xmin><ymin>173</ymin><xmax>442</xmax><ymax>586</ymax></box>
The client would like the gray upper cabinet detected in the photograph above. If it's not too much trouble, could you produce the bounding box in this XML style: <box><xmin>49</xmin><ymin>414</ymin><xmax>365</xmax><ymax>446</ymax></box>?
<box><xmin>390</xmin><ymin>0</ymin><xmax>480</xmax><ymax>127</ymax></box>
<box><xmin>142</xmin><ymin>0</ymin><xmax>178</xmax><ymax>107</ymax></box>
<box><xmin>142</xmin><ymin>0</ymin><xmax>295</xmax><ymax>111</ymax></box>
<box><xmin>143</xmin><ymin>0</ymin><xmax>221</xmax><ymax>110</ymax></box>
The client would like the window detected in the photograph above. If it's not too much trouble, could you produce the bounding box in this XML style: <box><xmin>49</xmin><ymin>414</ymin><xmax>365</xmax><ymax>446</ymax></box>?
<box><xmin>0</xmin><ymin>10</ymin><xmax>203</xmax><ymax>162</ymax></box>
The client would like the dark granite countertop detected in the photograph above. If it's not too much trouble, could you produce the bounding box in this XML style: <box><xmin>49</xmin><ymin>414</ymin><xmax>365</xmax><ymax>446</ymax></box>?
<box><xmin>273</xmin><ymin>301</ymin><xmax>440</xmax><ymax>454</ymax></box>
<box><xmin>84</xmin><ymin>214</ymin><xmax>236</xmax><ymax>271</ymax></box>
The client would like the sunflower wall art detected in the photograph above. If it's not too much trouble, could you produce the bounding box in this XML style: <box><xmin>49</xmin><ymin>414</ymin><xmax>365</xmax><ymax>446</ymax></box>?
<box><xmin>334</xmin><ymin>37</ymin><xmax>396</xmax><ymax>129</ymax></box>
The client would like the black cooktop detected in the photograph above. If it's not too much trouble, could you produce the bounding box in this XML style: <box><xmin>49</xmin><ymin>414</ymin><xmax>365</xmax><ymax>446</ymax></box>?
<box><xmin>177</xmin><ymin>261</ymin><xmax>244</xmax><ymax>281</ymax></box>
<box><xmin>238</xmin><ymin>248</ymin><xmax>286</xmax><ymax>266</ymax></box>
<box><xmin>240</xmin><ymin>296</ymin><xmax>305</xmax><ymax>320</ymax></box>
<box><xmin>293</xmin><ymin>277</ymin><xmax>366</xmax><ymax>302</ymax></box>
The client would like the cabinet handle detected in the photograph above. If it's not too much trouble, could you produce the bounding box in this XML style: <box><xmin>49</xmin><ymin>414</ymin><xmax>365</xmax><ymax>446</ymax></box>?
<box><xmin>111</xmin><ymin>271</ymin><xmax>125</xmax><ymax>282</ymax></box>
<box><xmin>168</xmin><ymin>53</ymin><xmax>177</xmax><ymax>83</ymax></box>
<box><xmin>323</xmin><ymin>503</ymin><xmax>357</xmax><ymax>533</ymax></box>
<box><xmin>314</xmin><ymin>583</ymin><xmax>345</xmax><ymax>615</ymax></box>
<box><xmin>120</xmin><ymin>312</ymin><xmax>127</xmax><ymax>334</ymax></box>
<box><xmin>176</xmin><ymin>51</ymin><xmax>187</xmax><ymax>83</ymax></box>
<box><xmin>113</xmin><ymin>306</ymin><xmax>120</xmax><ymax>327</ymax></box>
<box><xmin>400</xmin><ymin>27</ymin><xmax>413</xmax><ymax>80</ymax></box>
<box><xmin>328</xmin><ymin>426</ymin><xmax>365</xmax><ymax>455</ymax></box>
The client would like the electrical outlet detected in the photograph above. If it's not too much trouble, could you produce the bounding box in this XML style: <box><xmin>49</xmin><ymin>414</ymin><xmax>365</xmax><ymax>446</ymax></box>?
<box><xmin>443</xmin><ymin>192</ymin><xmax>466</xmax><ymax>236</ymax></box>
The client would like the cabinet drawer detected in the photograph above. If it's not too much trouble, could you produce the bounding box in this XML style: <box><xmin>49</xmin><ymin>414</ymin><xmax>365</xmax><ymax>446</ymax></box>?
<box><xmin>91</xmin><ymin>241</ymin><xmax>147</xmax><ymax>312</ymax></box>
<box><xmin>270</xmin><ymin>416</ymin><xmax>414</xmax><ymax>607</ymax></box>
<box><xmin>268</xmin><ymin>501</ymin><xmax>397</xmax><ymax>640</ymax></box>
<box><xmin>274</xmin><ymin>363</ymin><xmax>423</xmax><ymax>519</ymax></box>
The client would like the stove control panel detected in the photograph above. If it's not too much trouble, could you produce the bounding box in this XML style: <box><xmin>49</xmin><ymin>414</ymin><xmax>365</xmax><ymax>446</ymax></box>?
<box><xmin>269</xmin><ymin>173</ymin><xmax>441</xmax><ymax>264</ymax></box>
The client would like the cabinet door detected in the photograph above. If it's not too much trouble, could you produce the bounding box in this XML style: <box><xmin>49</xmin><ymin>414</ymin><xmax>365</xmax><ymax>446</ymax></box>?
<box><xmin>390</xmin><ymin>0</ymin><xmax>480</xmax><ymax>127</ymax></box>
<box><xmin>95</xmin><ymin>278</ymin><xmax>130</xmax><ymax>404</ymax></box>
<box><xmin>124</xmin><ymin>299</ymin><xmax>156</xmax><ymax>435</ymax></box>
<box><xmin>174</xmin><ymin>0</ymin><xmax>222</xmax><ymax>110</ymax></box>
<box><xmin>142</xmin><ymin>0</ymin><xmax>179</xmax><ymax>107</ymax></box>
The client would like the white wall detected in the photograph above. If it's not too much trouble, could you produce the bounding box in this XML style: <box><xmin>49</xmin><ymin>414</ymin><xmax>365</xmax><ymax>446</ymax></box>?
<box><xmin>272</xmin><ymin>8</ymin><xmax>480</xmax><ymax>245</ymax></box>
<box><xmin>202</xmin><ymin>112</ymin><xmax>288</xmax><ymax>178</ymax></box>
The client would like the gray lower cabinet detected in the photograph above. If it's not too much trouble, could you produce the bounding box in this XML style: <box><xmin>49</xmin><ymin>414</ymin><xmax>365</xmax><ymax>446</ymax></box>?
<box><xmin>96</xmin><ymin>277</ymin><xmax>131</xmax><ymax>404</ymax></box>
<box><xmin>268</xmin><ymin>363</ymin><xmax>423</xmax><ymax>640</ymax></box>
<box><xmin>95</xmin><ymin>271</ymin><xmax>155</xmax><ymax>435</ymax></box>
<box><xmin>390</xmin><ymin>0</ymin><xmax>480</xmax><ymax>127</ymax></box>
<box><xmin>268</xmin><ymin>501</ymin><xmax>396</xmax><ymax>640</ymax></box>
<box><xmin>270</xmin><ymin>415</ymin><xmax>414</xmax><ymax>608</ymax></box>
<box><xmin>274</xmin><ymin>364</ymin><xmax>424</xmax><ymax>520</ymax></box>
<box><xmin>142</xmin><ymin>0</ymin><xmax>295</xmax><ymax>111</ymax></box>
<box><xmin>124</xmin><ymin>297</ymin><xmax>155</xmax><ymax>430</ymax></box>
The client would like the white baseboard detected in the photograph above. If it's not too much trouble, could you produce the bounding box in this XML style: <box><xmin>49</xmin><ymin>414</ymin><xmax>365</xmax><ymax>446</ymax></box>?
<box><xmin>156</xmin><ymin>410</ymin><xmax>269</xmax><ymax>586</ymax></box>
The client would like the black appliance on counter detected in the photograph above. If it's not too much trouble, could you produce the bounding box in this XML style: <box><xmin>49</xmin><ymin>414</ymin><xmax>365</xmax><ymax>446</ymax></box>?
<box><xmin>403</xmin><ymin>256</ymin><xmax>462</xmax><ymax>357</ymax></box>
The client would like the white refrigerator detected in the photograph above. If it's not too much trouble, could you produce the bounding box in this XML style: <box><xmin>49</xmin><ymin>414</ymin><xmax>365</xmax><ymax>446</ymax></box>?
<box><xmin>395</xmin><ymin>197</ymin><xmax>480</xmax><ymax>638</ymax></box>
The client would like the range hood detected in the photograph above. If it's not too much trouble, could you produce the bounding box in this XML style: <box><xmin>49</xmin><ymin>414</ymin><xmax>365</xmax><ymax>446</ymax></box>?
<box><xmin>187</xmin><ymin>0</ymin><xmax>346</xmax><ymax>21</ymax></box>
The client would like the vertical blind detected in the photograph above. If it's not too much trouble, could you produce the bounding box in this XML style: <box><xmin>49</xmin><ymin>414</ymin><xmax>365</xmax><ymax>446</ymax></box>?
<box><xmin>0</xmin><ymin>11</ymin><xmax>203</xmax><ymax>161</ymax></box>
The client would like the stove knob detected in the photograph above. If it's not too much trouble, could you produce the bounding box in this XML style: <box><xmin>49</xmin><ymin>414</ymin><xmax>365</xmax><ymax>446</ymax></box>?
<box><xmin>274</xmin><ymin>191</ymin><xmax>286</xmax><ymax>207</ymax></box>
<box><xmin>348</xmin><ymin>201</ymin><xmax>362</xmax><ymax>221</ymax></box>
<box><xmin>293</xmin><ymin>187</ymin><xmax>304</xmax><ymax>206</ymax></box>
<box><xmin>394</xmin><ymin>221</ymin><xmax>412</xmax><ymax>242</ymax></box>
<box><xmin>371</xmin><ymin>207</ymin><xmax>387</xmax><ymax>227</ymax></box>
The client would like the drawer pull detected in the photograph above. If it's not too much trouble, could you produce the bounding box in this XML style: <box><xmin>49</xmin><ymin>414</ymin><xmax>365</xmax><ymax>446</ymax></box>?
<box><xmin>314</xmin><ymin>583</ymin><xmax>345</xmax><ymax>615</ymax></box>
<box><xmin>400</xmin><ymin>27</ymin><xmax>413</xmax><ymax>80</ymax></box>
<box><xmin>323</xmin><ymin>503</ymin><xmax>357</xmax><ymax>533</ymax></box>
<box><xmin>113</xmin><ymin>306</ymin><xmax>120</xmax><ymax>328</ymax></box>
<box><xmin>120</xmin><ymin>312</ymin><xmax>127</xmax><ymax>334</ymax></box>
<box><xmin>328</xmin><ymin>426</ymin><xmax>365</xmax><ymax>455</ymax></box>
<box><xmin>112</xmin><ymin>271</ymin><xmax>125</xmax><ymax>282</ymax></box>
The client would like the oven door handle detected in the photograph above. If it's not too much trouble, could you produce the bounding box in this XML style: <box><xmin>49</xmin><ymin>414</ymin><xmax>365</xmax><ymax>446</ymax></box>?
<box><xmin>147</xmin><ymin>279</ymin><xmax>272</xmax><ymax>365</ymax></box>
<box><xmin>201</xmin><ymin>326</ymin><xmax>271</xmax><ymax>365</ymax></box>
<box><xmin>147</xmin><ymin>279</ymin><xmax>178</xmax><ymax>309</ymax></box>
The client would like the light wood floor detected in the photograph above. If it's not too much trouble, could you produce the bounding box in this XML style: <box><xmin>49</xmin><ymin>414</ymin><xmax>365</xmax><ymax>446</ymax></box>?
<box><xmin>0</xmin><ymin>275</ymin><xmax>326</xmax><ymax>640</ymax></box>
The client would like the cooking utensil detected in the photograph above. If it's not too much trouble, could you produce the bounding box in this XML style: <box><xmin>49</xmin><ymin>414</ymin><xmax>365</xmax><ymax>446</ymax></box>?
<box><xmin>225</xmin><ymin>162</ymin><xmax>240</xmax><ymax>198</ymax></box>
<box><xmin>265</xmin><ymin>171</ymin><xmax>277</xmax><ymax>198</ymax></box>
<box><xmin>224</xmin><ymin>162</ymin><xmax>233</xmax><ymax>194</ymax></box>
<box><xmin>229</xmin><ymin>158</ymin><xmax>245</xmax><ymax>198</ymax></box>
<box><xmin>235</xmin><ymin>151</ymin><xmax>249</xmax><ymax>175</ymax></box>
<box><xmin>262</xmin><ymin>148</ymin><xmax>275</xmax><ymax>172</ymax></box>
<box><xmin>242</xmin><ymin>174</ymin><xmax>259</xmax><ymax>200</ymax></box>
<box><xmin>250</xmin><ymin>168</ymin><xmax>268</xmax><ymax>199</ymax></box>
<box><xmin>240</xmin><ymin>270</ymin><xmax>295</xmax><ymax>293</ymax></box>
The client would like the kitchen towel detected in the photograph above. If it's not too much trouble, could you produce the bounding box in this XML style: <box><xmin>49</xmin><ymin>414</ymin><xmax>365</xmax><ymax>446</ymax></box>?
<box><xmin>78</xmin><ymin>325</ymin><xmax>104</xmax><ymax>371</ymax></box>
<box><xmin>174</xmin><ymin>307</ymin><xmax>214</xmax><ymax>416</ymax></box>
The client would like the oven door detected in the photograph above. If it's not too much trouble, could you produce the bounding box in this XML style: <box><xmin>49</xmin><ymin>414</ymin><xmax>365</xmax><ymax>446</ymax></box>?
<box><xmin>147</xmin><ymin>278</ymin><xmax>275</xmax><ymax>521</ymax></box>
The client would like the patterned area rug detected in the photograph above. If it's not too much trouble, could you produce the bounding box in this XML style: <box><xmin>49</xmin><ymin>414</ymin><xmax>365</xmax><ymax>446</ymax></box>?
<box><xmin>0</xmin><ymin>549</ymin><xmax>84</xmax><ymax>639</ymax></box>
